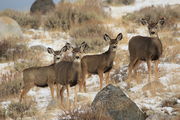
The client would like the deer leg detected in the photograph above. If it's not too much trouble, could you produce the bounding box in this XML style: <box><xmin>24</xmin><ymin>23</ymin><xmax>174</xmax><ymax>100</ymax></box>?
<box><xmin>56</xmin><ymin>84</ymin><xmax>61</xmax><ymax>99</ymax></box>
<box><xmin>98</xmin><ymin>69</ymin><xmax>104</xmax><ymax>89</ymax></box>
<box><xmin>60</xmin><ymin>86</ymin><xmax>65</xmax><ymax>104</ymax></box>
<box><xmin>105</xmin><ymin>72</ymin><xmax>110</xmax><ymax>85</ymax></box>
<box><xmin>128</xmin><ymin>58</ymin><xmax>138</xmax><ymax>81</ymax></box>
<box><xmin>154</xmin><ymin>60</ymin><xmax>159</xmax><ymax>80</ymax></box>
<box><xmin>49</xmin><ymin>83</ymin><xmax>55</xmax><ymax>100</ymax></box>
<box><xmin>19</xmin><ymin>86</ymin><xmax>32</xmax><ymax>102</ymax></box>
<box><xmin>74</xmin><ymin>85</ymin><xmax>77</xmax><ymax>105</ymax></box>
<box><xmin>81</xmin><ymin>68</ymin><xmax>87</xmax><ymax>92</ymax></box>
<box><xmin>66</xmin><ymin>84</ymin><xmax>70</xmax><ymax>107</ymax></box>
<box><xmin>147</xmin><ymin>59</ymin><xmax>151</xmax><ymax>82</ymax></box>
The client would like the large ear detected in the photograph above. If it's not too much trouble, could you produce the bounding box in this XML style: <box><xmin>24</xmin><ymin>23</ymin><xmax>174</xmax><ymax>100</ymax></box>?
<box><xmin>158</xmin><ymin>17</ymin><xmax>165</xmax><ymax>26</ymax></box>
<box><xmin>116</xmin><ymin>33</ymin><xmax>123</xmax><ymax>41</ymax></box>
<box><xmin>140</xmin><ymin>18</ymin><xmax>148</xmax><ymax>25</ymax></box>
<box><xmin>104</xmin><ymin>34</ymin><xmax>111</xmax><ymax>41</ymax></box>
<box><xmin>65</xmin><ymin>42</ymin><xmax>72</xmax><ymax>50</ymax></box>
<box><xmin>80</xmin><ymin>41</ymin><xmax>88</xmax><ymax>52</ymax></box>
<box><xmin>47</xmin><ymin>47</ymin><xmax>55</xmax><ymax>55</ymax></box>
<box><xmin>61</xmin><ymin>46</ymin><xmax>68</xmax><ymax>52</ymax></box>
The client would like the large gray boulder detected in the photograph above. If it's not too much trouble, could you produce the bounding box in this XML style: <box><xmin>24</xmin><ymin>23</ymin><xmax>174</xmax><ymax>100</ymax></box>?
<box><xmin>92</xmin><ymin>84</ymin><xmax>146</xmax><ymax>120</ymax></box>
<box><xmin>0</xmin><ymin>16</ymin><xmax>22</xmax><ymax>40</ymax></box>
<box><xmin>30</xmin><ymin>0</ymin><xmax>55</xmax><ymax>15</ymax></box>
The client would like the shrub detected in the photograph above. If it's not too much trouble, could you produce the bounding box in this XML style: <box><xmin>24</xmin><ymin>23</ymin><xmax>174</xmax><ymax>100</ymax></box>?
<box><xmin>44</xmin><ymin>1</ymin><xmax>107</xmax><ymax>31</ymax></box>
<box><xmin>0</xmin><ymin>37</ymin><xmax>27</xmax><ymax>62</ymax></box>
<box><xmin>104</xmin><ymin>0</ymin><xmax>135</xmax><ymax>5</ymax></box>
<box><xmin>122</xmin><ymin>5</ymin><xmax>180</xmax><ymax>29</ymax></box>
<box><xmin>7</xmin><ymin>102</ymin><xmax>36</xmax><ymax>120</ymax></box>
<box><xmin>0</xmin><ymin>106</ymin><xmax>6</xmax><ymax>119</ymax></box>
<box><xmin>0</xmin><ymin>9</ymin><xmax>40</xmax><ymax>29</ymax></box>
<box><xmin>70</xmin><ymin>21</ymin><xmax>112</xmax><ymax>52</ymax></box>
<box><xmin>58</xmin><ymin>105</ymin><xmax>112</xmax><ymax>120</ymax></box>
<box><xmin>0</xmin><ymin>71</ymin><xmax>22</xmax><ymax>99</ymax></box>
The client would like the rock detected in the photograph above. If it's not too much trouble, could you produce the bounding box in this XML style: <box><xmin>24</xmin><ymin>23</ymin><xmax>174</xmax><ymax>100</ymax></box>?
<box><xmin>30</xmin><ymin>0</ymin><xmax>55</xmax><ymax>15</ymax></box>
<box><xmin>0</xmin><ymin>16</ymin><xmax>22</xmax><ymax>40</ymax></box>
<box><xmin>91</xmin><ymin>84</ymin><xmax>146</xmax><ymax>120</ymax></box>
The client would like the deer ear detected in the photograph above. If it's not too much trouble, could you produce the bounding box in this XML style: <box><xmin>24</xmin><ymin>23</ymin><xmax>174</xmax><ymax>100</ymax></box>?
<box><xmin>80</xmin><ymin>41</ymin><xmax>88</xmax><ymax>52</ymax></box>
<box><xmin>116</xmin><ymin>33</ymin><xmax>123</xmax><ymax>41</ymax></box>
<box><xmin>104</xmin><ymin>34</ymin><xmax>111</xmax><ymax>41</ymax></box>
<box><xmin>140</xmin><ymin>18</ymin><xmax>148</xmax><ymax>25</ymax></box>
<box><xmin>61</xmin><ymin>46</ymin><xmax>68</xmax><ymax>52</ymax></box>
<box><xmin>47</xmin><ymin>47</ymin><xmax>55</xmax><ymax>55</ymax></box>
<box><xmin>65</xmin><ymin>42</ymin><xmax>72</xmax><ymax>50</ymax></box>
<box><xmin>158</xmin><ymin>17</ymin><xmax>165</xmax><ymax>26</ymax></box>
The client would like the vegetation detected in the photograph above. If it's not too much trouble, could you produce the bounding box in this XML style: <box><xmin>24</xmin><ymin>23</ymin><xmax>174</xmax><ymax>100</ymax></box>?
<box><xmin>7</xmin><ymin>102</ymin><xmax>36</xmax><ymax>120</ymax></box>
<box><xmin>0</xmin><ymin>9</ymin><xmax>40</xmax><ymax>29</ymax></box>
<box><xmin>58</xmin><ymin>105</ymin><xmax>112</xmax><ymax>120</ymax></box>
<box><xmin>44</xmin><ymin>0</ymin><xmax>106</xmax><ymax>31</ymax></box>
<box><xmin>104</xmin><ymin>0</ymin><xmax>135</xmax><ymax>5</ymax></box>
<box><xmin>122</xmin><ymin>5</ymin><xmax>180</xmax><ymax>29</ymax></box>
<box><xmin>70</xmin><ymin>21</ymin><xmax>112</xmax><ymax>52</ymax></box>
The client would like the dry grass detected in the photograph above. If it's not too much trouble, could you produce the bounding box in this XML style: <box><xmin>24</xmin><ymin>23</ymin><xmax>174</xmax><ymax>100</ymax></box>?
<box><xmin>70</xmin><ymin>21</ymin><xmax>112</xmax><ymax>52</ymax></box>
<box><xmin>104</xmin><ymin>0</ymin><xmax>135</xmax><ymax>5</ymax></box>
<box><xmin>6</xmin><ymin>101</ymin><xmax>37</xmax><ymax>120</ymax></box>
<box><xmin>122</xmin><ymin>5</ymin><xmax>180</xmax><ymax>29</ymax></box>
<box><xmin>0</xmin><ymin>37</ymin><xmax>28</xmax><ymax>62</ymax></box>
<box><xmin>58</xmin><ymin>104</ymin><xmax>112</xmax><ymax>120</ymax></box>
<box><xmin>0</xmin><ymin>71</ymin><xmax>22</xmax><ymax>100</ymax></box>
<box><xmin>0</xmin><ymin>9</ymin><xmax>40</xmax><ymax>29</ymax></box>
<box><xmin>44</xmin><ymin>1</ymin><xmax>107</xmax><ymax>31</ymax></box>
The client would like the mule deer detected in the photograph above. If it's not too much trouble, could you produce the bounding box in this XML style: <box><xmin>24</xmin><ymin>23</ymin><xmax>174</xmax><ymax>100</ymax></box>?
<box><xmin>81</xmin><ymin>33</ymin><xmax>123</xmax><ymax>91</ymax></box>
<box><xmin>128</xmin><ymin>18</ymin><xmax>165</xmax><ymax>81</ymax></box>
<box><xmin>55</xmin><ymin>42</ymin><xmax>87</xmax><ymax>104</ymax></box>
<box><xmin>19</xmin><ymin>43</ymin><xmax>71</xmax><ymax>102</ymax></box>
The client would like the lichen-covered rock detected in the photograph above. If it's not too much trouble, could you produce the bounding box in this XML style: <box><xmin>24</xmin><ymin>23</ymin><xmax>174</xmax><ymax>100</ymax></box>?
<box><xmin>91</xmin><ymin>84</ymin><xmax>146</xmax><ymax>120</ymax></box>
<box><xmin>30</xmin><ymin>0</ymin><xmax>55</xmax><ymax>15</ymax></box>
<box><xmin>0</xmin><ymin>16</ymin><xmax>22</xmax><ymax>40</ymax></box>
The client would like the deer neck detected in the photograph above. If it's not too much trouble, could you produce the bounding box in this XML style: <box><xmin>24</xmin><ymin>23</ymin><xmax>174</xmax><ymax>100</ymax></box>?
<box><xmin>105</xmin><ymin>47</ymin><xmax>116</xmax><ymax>60</ymax></box>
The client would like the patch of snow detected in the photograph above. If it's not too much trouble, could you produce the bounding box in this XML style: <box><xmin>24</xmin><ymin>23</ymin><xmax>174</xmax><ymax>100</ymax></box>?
<box><xmin>159</xmin><ymin>62</ymin><xmax>180</xmax><ymax>71</ymax></box>
<box><xmin>110</xmin><ymin>0</ymin><xmax>180</xmax><ymax>18</ymax></box>
<box><xmin>0</xmin><ymin>101</ymin><xmax>11</xmax><ymax>109</ymax></box>
<box><xmin>119</xmin><ymin>44</ymin><xmax>128</xmax><ymax>50</ymax></box>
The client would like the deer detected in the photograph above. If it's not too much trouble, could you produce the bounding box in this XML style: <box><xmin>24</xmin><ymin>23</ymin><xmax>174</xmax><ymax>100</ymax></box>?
<box><xmin>80</xmin><ymin>33</ymin><xmax>123</xmax><ymax>92</ymax></box>
<box><xmin>19</xmin><ymin>43</ymin><xmax>71</xmax><ymax>102</ymax></box>
<box><xmin>55</xmin><ymin>42</ymin><xmax>87</xmax><ymax>105</ymax></box>
<box><xmin>128</xmin><ymin>18</ymin><xmax>165</xmax><ymax>82</ymax></box>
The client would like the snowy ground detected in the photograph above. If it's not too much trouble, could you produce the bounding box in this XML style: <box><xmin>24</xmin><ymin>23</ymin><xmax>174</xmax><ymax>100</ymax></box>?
<box><xmin>0</xmin><ymin>0</ymin><xmax>180</xmax><ymax>120</ymax></box>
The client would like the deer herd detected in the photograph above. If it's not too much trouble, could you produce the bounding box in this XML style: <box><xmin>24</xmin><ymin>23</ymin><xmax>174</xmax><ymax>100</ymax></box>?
<box><xmin>19</xmin><ymin>17</ymin><xmax>165</xmax><ymax>105</ymax></box>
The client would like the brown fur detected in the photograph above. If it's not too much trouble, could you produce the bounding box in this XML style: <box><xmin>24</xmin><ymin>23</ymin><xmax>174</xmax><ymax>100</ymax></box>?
<box><xmin>81</xmin><ymin>33</ymin><xmax>123</xmax><ymax>91</ymax></box>
<box><xmin>19</xmin><ymin>44</ymin><xmax>70</xmax><ymax>102</ymax></box>
<box><xmin>128</xmin><ymin>18</ymin><xmax>165</xmax><ymax>81</ymax></box>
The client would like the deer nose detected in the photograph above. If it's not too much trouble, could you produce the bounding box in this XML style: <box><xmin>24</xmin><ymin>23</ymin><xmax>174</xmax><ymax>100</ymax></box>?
<box><xmin>151</xmin><ymin>31</ymin><xmax>155</xmax><ymax>34</ymax></box>
<box><xmin>75</xmin><ymin>56</ymin><xmax>80</xmax><ymax>59</ymax></box>
<box><xmin>57</xmin><ymin>57</ymin><xmax>60</xmax><ymax>60</ymax></box>
<box><xmin>113</xmin><ymin>46</ymin><xmax>117</xmax><ymax>49</ymax></box>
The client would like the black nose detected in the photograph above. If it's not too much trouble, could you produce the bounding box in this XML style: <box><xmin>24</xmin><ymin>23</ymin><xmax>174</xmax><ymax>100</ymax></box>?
<box><xmin>75</xmin><ymin>56</ymin><xmax>80</xmax><ymax>59</ymax></box>
<box><xmin>113</xmin><ymin>46</ymin><xmax>117</xmax><ymax>49</ymax></box>
<box><xmin>151</xmin><ymin>32</ymin><xmax>155</xmax><ymax>34</ymax></box>
<box><xmin>57</xmin><ymin>57</ymin><xmax>60</xmax><ymax>60</ymax></box>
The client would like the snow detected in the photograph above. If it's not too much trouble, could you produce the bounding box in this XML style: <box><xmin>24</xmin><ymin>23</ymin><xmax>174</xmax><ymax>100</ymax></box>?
<box><xmin>110</xmin><ymin>0</ymin><xmax>180</xmax><ymax>18</ymax></box>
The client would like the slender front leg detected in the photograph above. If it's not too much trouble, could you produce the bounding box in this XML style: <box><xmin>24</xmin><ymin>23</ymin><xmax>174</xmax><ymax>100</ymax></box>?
<box><xmin>98</xmin><ymin>69</ymin><xmax>104</xmax><ymax>89</ymax></box>
<box><xmin>66</xmin><ymin>84</ymin><xmax>70</xmax><ymax>108</ymax></box>
<box><xmin>19</xmin><ymin>86</ymin><xmax>32</xmax><ymax>103</ymax></box>
<box><xmin>74</xmin><ymin>85</ymin><xmax>77</xmax><ymax>105</ymax></box>
<box><xmin>49</xmin><ymin>84</ymin><xmax>55</xmax><ymax>100</ymax></box>
<box><xmin>60</xmin><ymin>86</ymin><xmax>65</xmax><ymax>104</ymax></box>
<box><xmin>154</xmin><ymin>60</ymin><xmax>159</xmax><ymax>80</ymax></box>
<box><xmin>105</xmin><ymin>72</ymin><xmax>110</xmax><ymax>85</ymax></box>
<box><xmin>147</xmin><ymin>59</ymin><xmax>151</xmax><ymax>82</ymax></box>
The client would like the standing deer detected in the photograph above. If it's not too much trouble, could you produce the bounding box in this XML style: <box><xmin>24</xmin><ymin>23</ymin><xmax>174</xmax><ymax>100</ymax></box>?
<box><xmin>19</xmin><ymin>43</ymin><xmax>71</xmax><ymax>102</ymax></box>
<box><xmin>81</xmin><ymin>33</ymin><xmax>123</xmax><ymax>91</ymax></box>
<box><xmin>55</xmin><ymin>42</ymin><xmax>87</xmax><ymax>104</ymax></box>
<box><xmin>128</xmin><ymin>18</ymin><xmax>165</xmax><ymax>82</ymax></box>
